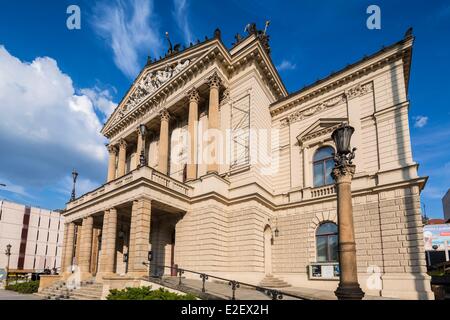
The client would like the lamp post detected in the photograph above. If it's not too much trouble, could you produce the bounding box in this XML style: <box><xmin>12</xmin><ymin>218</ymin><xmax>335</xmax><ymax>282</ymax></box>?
<box><xmin>5</xmin><ymin>244</ymin><xmax>11</xmax><ymax>287</ymax></box>
<box><xmin>139</xmin><ymin>124</ymin><xmax>147</xmax><ymax>167</ymax></box>
<box><xmin>70</xmin><ymin>169</ymin><xmax>78</xmax><ymax>202</ymax></box>
<box><xmin>331</xmin><ymin>123</ymin><xmax>365</xmax><ymax>300</ymax></box>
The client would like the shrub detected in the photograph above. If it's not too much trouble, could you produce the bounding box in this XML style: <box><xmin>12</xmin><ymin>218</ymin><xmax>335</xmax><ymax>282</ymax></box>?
<box><xmin>106</xmin><ymin>286</ymin><xmax>197</xmax><ymax>300</ymax></box>
<box><xmin>5</xmin><ymin>280</ymin><xmax>40</xmax><ymax>294</ymax></box>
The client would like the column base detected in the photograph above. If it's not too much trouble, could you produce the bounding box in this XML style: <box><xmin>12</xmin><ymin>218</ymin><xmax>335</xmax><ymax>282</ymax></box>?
<box><xmin>95</xmin><ymin>272</ymin><xmax>115</xmax><ymax>282</ymax></box>
<box><xmin>334</xmin><ymin>282</ymin><xmax>365</xmax><ymax>300</ymax></box>
<box><xmin>127</xmin><ymin>271</ymin><xmax>149</xmax><ymax>278</ymax></box>
<box><xmin>80</xmin><ymin>272</ymin><xmax>94</xmax><ymax>281</ymax></box>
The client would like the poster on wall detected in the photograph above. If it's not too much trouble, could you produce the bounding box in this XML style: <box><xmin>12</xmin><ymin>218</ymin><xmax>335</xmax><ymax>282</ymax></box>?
<box><xmin>423</xmin><ymin>224</ymin><xmax>450</xmax><ymax>251</ymax></box>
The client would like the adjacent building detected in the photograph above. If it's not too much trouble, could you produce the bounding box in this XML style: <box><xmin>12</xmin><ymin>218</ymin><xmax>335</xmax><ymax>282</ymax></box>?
<box><xmin>60</xmin><ymin>26</ymin><xmax>433</xmax><ymax>299</ymax></box>
<box><xmin>0</xmin><ymin>200</ymin><xmax>65</xmax><ymax>272</ymax></box>
<box><xmin>443</xmin><ymin>189</ymin><xmax>450</xmax><ymax>223</ymax></box>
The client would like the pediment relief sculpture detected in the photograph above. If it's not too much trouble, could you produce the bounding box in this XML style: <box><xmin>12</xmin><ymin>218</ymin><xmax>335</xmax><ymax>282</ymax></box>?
<box><xmin>113</xmin><ymin>59</ymin><xmax>191</xmax><ymax>124</ymax></box>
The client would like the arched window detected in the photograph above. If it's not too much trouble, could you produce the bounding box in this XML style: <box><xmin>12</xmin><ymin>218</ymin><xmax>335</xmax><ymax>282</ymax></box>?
<box><xmin>316</xmin><ymin>222</ymin><xmax>338</xmax><ymax>262</ymax></box>
<box><xmin>313</xmin><ymin>146</ymin><xmax>334</xmax><ymax>187</ymax></box>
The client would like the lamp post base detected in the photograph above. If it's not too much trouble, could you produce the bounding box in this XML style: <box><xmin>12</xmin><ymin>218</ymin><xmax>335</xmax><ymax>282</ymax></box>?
<box><xmin>335</xmin><ymin>282</ymin><xmax>365</xmax><ymax>300</ymax></box>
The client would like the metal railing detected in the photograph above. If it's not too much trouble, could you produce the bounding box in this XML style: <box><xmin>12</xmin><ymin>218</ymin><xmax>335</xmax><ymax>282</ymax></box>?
<box><xmin>143</xmin><ymin>263</ymin><xmax>306</xmax><ymax>300</ymax></box>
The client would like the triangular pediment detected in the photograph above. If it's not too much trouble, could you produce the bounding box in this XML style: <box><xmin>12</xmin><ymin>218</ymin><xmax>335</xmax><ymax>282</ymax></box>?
<box><xmin>101</xmin><ymin>30</ymin><xmax>288</xmax><ymax>139</ymax></box>
<box><xmin>102</xmin><ymin>39</ymin><xmax>225</xmax><ymax>135</ymax></box>
<box><xmin>296</xmin><ymin>118</ymin><xmax>347</xmax><ymax>146</ymax></box>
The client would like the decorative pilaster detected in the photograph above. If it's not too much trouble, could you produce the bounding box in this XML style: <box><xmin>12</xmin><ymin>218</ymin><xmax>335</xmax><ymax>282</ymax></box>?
<box><xmin>107</xmin><ymin>144</ymin><xmax>117</xmax><ymax>182</ymax></box>
<box><xmin>207</xmin><ymin>72</ymin><xmax>221</xmax><ymax>174</ymax></box>
<box><xmin>302</xmin><ymin>147</ymin><xmax>310</xmax><ymax>188</ymax></box>
<box><xmin>158</xmin><ymin>109</ymin><xmax>171</xmax><ymax>175</ymax></box>
<box><xmin>117</xmin><ymin>139</ymin><xmax>127</xmax><ymax>177</ymax></box>
<box><xmin>61</xmin><ymin>222</ymin><xmax>75</xmax><ymax>277</ymax></box>
<box><xmin>332</xmin><ymin>164</ymin><xmax>365</xmax><ymax>300</ymax></box>
<box><xmin>128</xmin><ymin>198</ymin><xmax>151</xmax><ymax>277</ymax></box>
<box><xmin>78</xmin><ymin>216</ymin><xmax>94</xmax><ymax>280</ymax></box>
<box><xmin>187</xmin><ymin>88</ymin><xmax>199</xmax><ymax>180</ymax></box>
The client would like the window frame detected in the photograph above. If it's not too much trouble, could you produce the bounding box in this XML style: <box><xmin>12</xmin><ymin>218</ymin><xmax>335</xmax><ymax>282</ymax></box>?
<box><xmin>315</xmin><ymin>222</ymin><xmax>338</xmax><ymax>263</ymax></box>
<box><xmin>312</xmin><ymin>146</ymin><xmax>335</xmax><ymax>188</ymax></box>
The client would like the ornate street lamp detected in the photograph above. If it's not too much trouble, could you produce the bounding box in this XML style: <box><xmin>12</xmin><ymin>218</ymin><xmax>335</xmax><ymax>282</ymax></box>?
<box><xmin>331</xmin><ymin>123</ymin><xmax>365</xmax><ymax>300</ymax></box>
<box><xmin>70</xmin><ymin>169</ymin><xmax>78</xmax><ymax>202</ymax></box>
<box><xmin>139</xmin><ymin>124</ymin><xmax>147</xmax><ymax>167</ymax></box>
<box><xmin>5</xmin><ymin>244</ymin><xmax>11</xmax><ymax>286</ymax></box>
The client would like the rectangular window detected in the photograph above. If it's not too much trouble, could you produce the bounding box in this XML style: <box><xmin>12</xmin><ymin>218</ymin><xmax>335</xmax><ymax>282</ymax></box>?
<box><xmin>325</xmin><ymin>159</ymin><xmax>334</xmax><ymax>185</ymax></box>
<box><xmin>329</xmin><ymin>235</ymin><xmax>338</xmax><ymax>262</ymax></box>
<box><xmin>316</xmin><ymin>236</ymin><xmax>327</xmax><ymax>262</ymax></box>
<box><xmin>313</xmin><ymin>163</ymin><xmax>323</xmax><ymax>187</ymax></box>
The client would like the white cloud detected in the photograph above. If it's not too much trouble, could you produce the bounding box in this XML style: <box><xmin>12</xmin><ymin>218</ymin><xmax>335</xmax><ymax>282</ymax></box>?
<box><xmin>173</xmin><ymin>0</ymin><xmax>194</xmax><ymax>44</ymax></box>
<box><xmin>276</xmin><ymin>60</ymin><xmax>297</xmax><ymax>71</ymax></box>
<box><xmin>413</xmin><ymin>115</ymin><xmax>428</xmax><ymax>128</ymax></box>
<box><xmin>0</xmin><ymin>46</ymin><xmax>111</xmax><ymax>196</ymax></box>
<box><xmin>92</xmin><ymin>0</ymin><xmax>163</xmax><ymax>79</ymax></box>
<box><xmin>80</xmin><ymin>87</ymin><xmax>117</xmax><ymax>121</ymax></box>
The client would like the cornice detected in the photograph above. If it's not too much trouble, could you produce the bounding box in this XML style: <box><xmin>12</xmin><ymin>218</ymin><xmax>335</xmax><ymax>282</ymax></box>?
<box><xmin>270</xmin><ymin>36</ymin><xmax>413</xmax><ymax>117</ymax></box>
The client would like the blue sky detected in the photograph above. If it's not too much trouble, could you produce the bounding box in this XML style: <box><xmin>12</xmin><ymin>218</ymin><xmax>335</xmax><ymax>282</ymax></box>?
<box><xmin>0</xmin><ymin>0</ymin><xmax>449</xmax><ymax>218</ymax></box>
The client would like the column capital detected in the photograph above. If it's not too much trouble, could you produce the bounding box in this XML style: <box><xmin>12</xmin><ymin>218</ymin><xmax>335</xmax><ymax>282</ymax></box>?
<box><xmin>119</xmin><ymin>138</ymin><xmax>127</xmax><ymax>148</ymax></box>
<box><xmin>186</xmin><ymin>87</ymin><xmax>200</xmax><ymax>103</ymax></box>
<box><xmin>331</xmin><ymin>164</ymin><xmax>355</xmax><ymax>183</ymax></box>
<box><xmin>82</xmin><ymin>215</ymin><xmax>94</xmax><ymax>222</ymax></box>
<box><xmin>160</xmin><ymin>108</ymin><xmax>171</xmax><ymax>122</ymax></box>
<box><xmin>107</xmin><ymin>143</ymin><xmax>117</xmax><ymax>154</ymax></box>
<box><xmin>207</xmin><ymin>72</ymin><xmax>221</xmax><ymax>89</ymax></box>
<box><xmin>136</xmin><ymin>125</ymin><xmax>147</xmax><ymax>137</ymax></box>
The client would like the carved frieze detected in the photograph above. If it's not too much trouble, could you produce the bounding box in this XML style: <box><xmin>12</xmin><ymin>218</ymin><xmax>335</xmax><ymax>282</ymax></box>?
<box><xmin>345</xmin><ymin>82</ymin><xmax>373</xmax><ymax>100</ymax></box>
<box><xmin>285</xmin><ymin>81</ymin><xmax>373</xmax><ymax>125</ymax></box>
<box><xmin>287</xmin><ymin>93</ymin><xmax>346</xmax><ymax>124</ymax></box>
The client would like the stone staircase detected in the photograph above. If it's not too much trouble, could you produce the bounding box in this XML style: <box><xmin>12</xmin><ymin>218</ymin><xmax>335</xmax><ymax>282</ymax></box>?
<box><xmin>258</xmin><ymin>275</ymin><xmax>291</xmax><ymax>288</ymax></box>
<box><xmin>35</xmin><ymin>279</ymin><xmax>104</xmax><ymax>300</ymax></box>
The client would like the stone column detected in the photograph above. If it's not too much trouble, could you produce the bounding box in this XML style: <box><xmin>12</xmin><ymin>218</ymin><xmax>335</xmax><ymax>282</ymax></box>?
<box><xmin>97</xmin><ymin>210</ymin><xmax>109</xmax><ymax>278</ymax></box>
<box><xmin>79</xmin><ymin>216</ymin><xmax>94</xmax><ymax>280</ymax></box>
<box><xmin>158</xmin><ymin>109</ymin><xmax>170</xmax><ymax>175</ymax></box>
<box><xmin>332</xmin><ymin>164</ymin><xmax>365</xmax><ymax>300</ymax></box>
<box><xmin>107</xmin><ymin>144</ymin><xmax>117</xmax><ymax>182</ymax></box>
<box><xmin>61</xmin><ymin>222</ymin><xmax>75</xmax><ymax>277</ymax></box>
<box><xmin>128</xmin><ymin>198</ymin><xmax>151</xmax><ymax>277</ymax></box>
<box><xmin>207</xmin><ymin>72</ymin><xmax>221</xmax><ymax>174</ymax></box>
<box><xmin>117</xmin><ymin>139</ymin><xmax>127</xmax><ymax>177</ymax></box>
<box><xmin>98</xmin><ymin>208</ymin><xmax>117</xmax><ymax>278</ymax></box>
<box><xmin>187</xmin><ymin>88</ymin><xmax>199</xmax><ymax>180</ymax></box>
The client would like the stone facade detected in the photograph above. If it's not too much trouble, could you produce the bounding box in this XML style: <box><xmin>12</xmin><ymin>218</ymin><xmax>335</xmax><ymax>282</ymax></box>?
<box><xmin>60</xmin><ymin>27</ymin><xmax>433</xmax><ymax>299</ymax></box>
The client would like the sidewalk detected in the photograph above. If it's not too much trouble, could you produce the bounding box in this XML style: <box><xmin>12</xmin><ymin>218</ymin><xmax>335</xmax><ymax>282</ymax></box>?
<box><xmin>145</xmin><ymin>277</ymin><xmax>396</xmax><ymax>300</ymax></box>
<box><xmin>0</xmin><ymin>289</ymin><xmax>43</xmax><ymax>300</ymax></box>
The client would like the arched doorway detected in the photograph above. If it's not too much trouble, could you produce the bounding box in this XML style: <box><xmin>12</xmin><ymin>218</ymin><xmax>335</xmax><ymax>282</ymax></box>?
<box><xmin>264</xmin><ymin>226</ymin><xmax>273</xmax><ymax>275</ymax></box>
